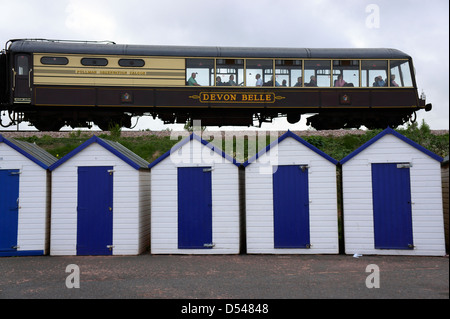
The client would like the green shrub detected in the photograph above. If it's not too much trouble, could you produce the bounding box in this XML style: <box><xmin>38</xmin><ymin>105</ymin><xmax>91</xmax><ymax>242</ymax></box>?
<box><xmin>14</xmin><ymin>120</ymin><xmax>448</xmax><ymax>162</ymax></box>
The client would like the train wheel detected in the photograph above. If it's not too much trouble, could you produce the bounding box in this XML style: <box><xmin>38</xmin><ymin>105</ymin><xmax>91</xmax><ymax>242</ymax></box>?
<box><xmin>307</xmin><ymin>114</ymin><xmax>345</xmax><ymax>130</ymax></box>
<box><xmin>409</xmin><ymin>111</ymin><xmax>417</xmax><ymax>124</ymax></box>
<box><xmin>287</xmin><ymin>113</ymin><xmax>301</xmax><ymax>124</ymax></box>
<box><xmin>95</xmin><ymin>114</ymin><xmax>132</xmax><ymax>131</ymax></box>
<box><xmin>96</xmin><ymin>119</ymin><xmax>118</xmax><ymax>131</ymax></box>
<box><xmin>33</xmin><ymin>120</ymin><xmax>64</xmax><ymax>131</ymax></box>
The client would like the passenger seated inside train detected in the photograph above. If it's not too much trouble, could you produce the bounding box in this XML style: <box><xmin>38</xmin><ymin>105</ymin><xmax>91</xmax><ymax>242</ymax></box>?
<box><xmin>305</xmin><ymin>75</ymin><xmax>317</xmax><ymax>87</ymax></box>
<box><xmin>263</xmin><ymin>76</ymin><xmax>280</xmax><ymax>87</ymax></box>
<box><xmin>187</xmin><ymin>72</ymin><xmax>200</xmax><ymax>86</ymax></box>
<box><xmin>389</xmin><ymin>74</ymin><xmax>399</xmax><ymax>87</ymax></box>
<box><xmin>293</xmin><ymin>77</ymin><xmax>303</xmax><ymax>87</ymax></box>
<box><xmin>228</xmin><ymin>75</ymin><xmax>236</xmax><ymax>86</ymax></box>
<box><xmin>334</xmin><ymin>74</ymin><xmax>346</xmax><ymax>87</ymax></box>
<box><xmin>255</xmin><ymin>74</ymin><xmax>263</xmax><ymax>87</ymax></box>
<box><xmin>373</xmin><ymin>76</ymin><xmax>385</xmax><ymax>87</ymax></box>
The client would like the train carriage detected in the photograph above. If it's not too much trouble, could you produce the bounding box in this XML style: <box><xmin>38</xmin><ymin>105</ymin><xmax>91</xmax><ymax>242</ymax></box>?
<box><xmin>0</xmin><ymin>39</ymin><xmax>431</xmax><ymax>131</ymax></box>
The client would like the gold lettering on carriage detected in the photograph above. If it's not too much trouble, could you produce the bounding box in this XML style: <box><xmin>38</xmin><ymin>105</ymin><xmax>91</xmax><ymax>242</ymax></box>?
<box><xmin>190</xmin><ymin>92</ymin><xmax>284</xmax><ymax>103</ymax></box>
<box><xmin>75</xmin><ymin>70</ymin><xmax>146</xmax><ymax>75</ymax></box>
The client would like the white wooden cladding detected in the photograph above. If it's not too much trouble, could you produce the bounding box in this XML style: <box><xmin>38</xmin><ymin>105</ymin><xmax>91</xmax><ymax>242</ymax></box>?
<box><xmin>150</xmin><ymin>136</ymin><xmax>241</xmax><ymax>254</ymax></box>
<box><xmin>245</xmin><ymin>136</ymin><xmax>339</xmax><ymax>254</ymax></box>
<box><xmin>0</xmin><ymin>143</ymin><xmax>51</xmax><ymax>254</ymax></box>
<box><xmin>2</xmin><ymin>130</ymin><xmax>446</xmax><ymax>257</ymax></box>
<box><xmin>342</xmin><ymin>134</ymin><xmax>445</xmax><ymax>256</ymax></box>
<box><xmin>50</xmin><ymin>143</ymin><xmax>150</xmax><ymax>256</ymax></box>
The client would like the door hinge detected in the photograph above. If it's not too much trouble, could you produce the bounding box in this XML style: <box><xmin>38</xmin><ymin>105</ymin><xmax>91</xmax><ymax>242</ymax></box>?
<box><xmin>397</xmin><ymin>163</ymin><xmax>412</xmax><ymax>169</ymax></box>
<box><xmin>107</xmin><ymin>245</ymin><xmax>114</xmax><ymax>251</ymax></box>
<box><xmin>299</xmin><ymin>165</ymin><xmax>309</xmax><ymax>171</ymax></box>
<box><xmin>12</xmin><ymin>246</ymin><xmax>19</xmax><ymax>249</ymax></box>
<box><xmin>107</xmin><ymin>169</ymin><xmax>115</xmax><ymax>175</ymax></box>
<box><xmin>203</xmin><ymin>168</ymin><xmax>214</xmax><ymax>173</ymax></box>
<box><xmin>203</xmin><ymin>243</ymin><xmax>215</xmax><ymax>248</ymax></box>
<box><xmin>9</xmin><ymin>171</ymin><xmax>21</xmax><ymax>175</ymax></box>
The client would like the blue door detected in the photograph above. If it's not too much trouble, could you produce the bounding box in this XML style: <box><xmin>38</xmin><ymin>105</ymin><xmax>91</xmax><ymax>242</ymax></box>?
<box><xmin>372</xmin><ymin>163</ymin><xmax>413</xmax><ymax>249</ymax></box>
<box><xmin>273</xmin><ymin>165</ymin><xmax>310</xmax><ymax>248</ymax></box>
<box><xmin>0</xmin><ymin>170</ymin><xmax>20</xmax><ymax>252</ymax></box>
<box><xmin>178</xmin><ymin>167</ymin><xmax>213</xmax><ymax>249</ymax></box>
<box><xmin>77</xmin><ymin>166</ymin><xmax>113</xmax><ymax>255</ymax></box>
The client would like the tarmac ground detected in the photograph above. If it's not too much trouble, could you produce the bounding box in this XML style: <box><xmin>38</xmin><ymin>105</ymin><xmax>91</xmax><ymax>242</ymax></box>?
<box><xmin>1</xmin><ymin>253</ymin><xmax>448</xmax><ymax>311</ymax></box>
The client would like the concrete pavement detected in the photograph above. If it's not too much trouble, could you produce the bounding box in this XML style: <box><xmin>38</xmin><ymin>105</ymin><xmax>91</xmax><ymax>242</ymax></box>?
<box><xmin>1</xmin><ymin>253</ymin><xmax>448</xmax><ymax>301</ymax></box>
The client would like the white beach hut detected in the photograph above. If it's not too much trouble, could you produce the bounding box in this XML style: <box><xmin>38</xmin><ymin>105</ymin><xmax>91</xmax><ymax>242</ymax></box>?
<box><xmin>0</xmin><ymin>134</ymin><xmax>57</xmax><ymax>256</ymax></box>
<box><xmin>49</xmin><ymin>136</ymin><xmax>150</xmax><ymax>256</ymax></box>
<box><xmin>149</xmin><ymin>133</ymin><xmax>241</xmax><ymax>254</ymax></box>
<box><xmin>243</xmin><ymin>130</ymin><xmax>339</xmax><ymax>254</ymax></box>
<box><xmin>340</xmin><ymin>127</ymin><xmax>445</xmax><ymax>256</ymax></box>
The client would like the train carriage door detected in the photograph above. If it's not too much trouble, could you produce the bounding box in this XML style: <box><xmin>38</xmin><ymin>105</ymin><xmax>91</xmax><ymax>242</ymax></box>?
<box><xmin>177</xmin><ymin>167</ymin><xmax>213</xmax><ymax>249</ymax></box>
<box><xmin>371</xmin><ymin>163</ymin><xmax>414</xmax><ymax>249</ymax></box>
<box><xmin>13</xmin><ymin>54</ymin><xmax>32</xmax><ymax>103</ymax></box>
<box><xmin>0</xmin><ymin>169</ymin><xmax>20</xmax><ymax>253</ymax></box>
<box><xmin>273</xmin><ymin>165</ymin><xmax>310</xmax><ymax>248</ymax></box>
<box><xmin>77</xmin><ymin>166</ymin><xmax>114</xmax><ymax>255</ymax></box>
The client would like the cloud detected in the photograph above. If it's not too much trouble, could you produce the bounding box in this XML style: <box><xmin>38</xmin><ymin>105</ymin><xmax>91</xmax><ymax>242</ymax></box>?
<box><xmin>65</xmin><ymin>0</ymin><xmax>118</xmax><ymax>41</ymax></box>
<box><xmin>0</xmin><ymin>0</ymin><xmax>447</xmax><ymax>129</ymax></box>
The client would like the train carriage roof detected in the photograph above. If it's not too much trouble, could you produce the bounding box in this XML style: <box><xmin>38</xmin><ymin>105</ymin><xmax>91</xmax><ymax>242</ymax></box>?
<box><xmin>7</xmin><ymin>39</ymin><xmax>411</xmax><ymax>60</ymax></box>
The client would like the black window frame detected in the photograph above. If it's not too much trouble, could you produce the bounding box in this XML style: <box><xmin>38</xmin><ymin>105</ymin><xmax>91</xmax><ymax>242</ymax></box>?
<box><xmin>40</xmin><ymin>56</ymin><xmax>69</xmax><ymax>65</ymax></box>
<box><xmin>186</xmin><ymin>58</ymin><xmax>215</xmax><ymax>86</ymax></box>
<box><xmin>118</xmin><ymin>58</ymin><xmax>145</xmax><ymax>67</ymax></box>
<box><xmin>16</xmin><ymin>55</ymin><xmax>29</xmax><ymax>75</ymax></box>
<box><xmin>81</xmin><ymin>58</ymin><xmax>108</xmax><ymax>66</ymax></box>
<box><xmin>216</xmin><ymin>59</ymin><xmax>244</xmax><ymax>86</ymax></box>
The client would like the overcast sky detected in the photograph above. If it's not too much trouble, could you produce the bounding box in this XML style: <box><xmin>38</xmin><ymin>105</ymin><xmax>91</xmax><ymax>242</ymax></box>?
<box><xmin>0</xmin><ymin>0</ymin><xmax>448</xmax><ymax>131</ymax></box>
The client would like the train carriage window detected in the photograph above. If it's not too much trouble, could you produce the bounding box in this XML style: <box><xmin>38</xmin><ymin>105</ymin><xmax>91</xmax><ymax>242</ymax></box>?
<box><xmin>304</xmin><ymin>60</ymin><xmax>331</xmax><ymax>87</ymax></box>
<box><xmin>118</xmin><ymin>59</ymin><xmax>145</xmax><ymax>67</ymax></box>
<box><xmin>40</xmin><ymin>56</ymin><xmax>69</xmax><ymax>65</ymax></box>
<box><xmin>275</xmin><ymin>60</ymin><xmax>302</xmax><ymax>87</ymax></box>
<box><xmin>81</xmin><ymin>58</ymin><xmax>108</xmax><ymax>66</ymax></box>
<box><xmin>186</xmin><ymin>59</ymin><xmax>214</xmax><ymax>86</ymax></box>
<box><xmin>390</xmin><ymin>60</ymin><xmax>413</xmax><ymax>87</ymax></box>
<box><xmin>361</xmin><ymin>60</ymin><xmax>388</xmax><ymax>87</ymax></box>
<box><xmin>16</xmin><ymin>55</ymin><xmax>29</xmax><ymax>75</ymax></box>
<box><xmin>246</xmin><ymin>59</ymin><xmax>273</xmax><ymax>87</ymax></box>
<box><xmin>216</xmin><ymin>59</ymin><xmax>244</xmax><ymax>86</ymax></box>
<box><xmin>333</xmin><ymin>60</ymin><xmax>359</xmax><ymax>87</ymax></box>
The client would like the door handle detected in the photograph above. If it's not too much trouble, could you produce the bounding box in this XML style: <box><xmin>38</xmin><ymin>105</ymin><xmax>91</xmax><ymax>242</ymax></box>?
<box><xmin>12</xmin><ymin>68</ymin><xmax>16</xmax><ymax>89</ymax></box>
<box><xmin>10</xmin><ymin>198</ymin><xmax>20</xmax><ymax>210</ymax></box>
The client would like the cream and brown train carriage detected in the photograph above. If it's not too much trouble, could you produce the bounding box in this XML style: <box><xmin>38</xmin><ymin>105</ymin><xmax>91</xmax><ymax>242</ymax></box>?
<box><xmin>0</xmin><ymin>39</ymin><xmax>432</xmax><ymax>130</ymax></box>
